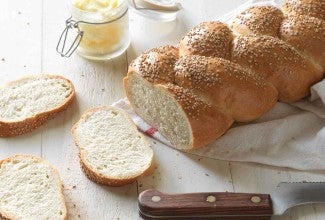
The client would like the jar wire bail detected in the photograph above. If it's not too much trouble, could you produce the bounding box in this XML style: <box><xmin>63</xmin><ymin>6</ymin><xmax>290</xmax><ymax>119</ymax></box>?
<box><xmin>56</xmin><ymin>17</ymin><xmax>83</xmax><ymax>58</ymax></box>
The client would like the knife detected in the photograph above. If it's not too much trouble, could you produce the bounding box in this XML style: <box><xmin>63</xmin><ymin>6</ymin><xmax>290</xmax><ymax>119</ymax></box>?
<box><xmin>138</xmin><ymin>182</ymin><xmax>325</xmax><ymax>219</ymax></box>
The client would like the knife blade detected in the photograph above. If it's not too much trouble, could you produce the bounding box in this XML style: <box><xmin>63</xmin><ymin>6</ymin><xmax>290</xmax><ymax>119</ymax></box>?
<box><xmin>138</xmin><ymin>182</ymin><xmax>325</xmax><ymax>219</ymax></box>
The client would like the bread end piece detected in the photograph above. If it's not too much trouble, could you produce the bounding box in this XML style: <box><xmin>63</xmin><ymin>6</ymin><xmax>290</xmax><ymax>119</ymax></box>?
<box><xmin>124</xmin><ymin>73</ymin><xmax>234</xmax><ymax>150</ymax></box>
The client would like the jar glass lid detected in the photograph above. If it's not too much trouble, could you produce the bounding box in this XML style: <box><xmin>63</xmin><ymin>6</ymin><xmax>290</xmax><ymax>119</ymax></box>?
<box><xmin>128</xmin><ymin>0</ymin><xmax>182</xmax><ymax>21</ymax></box>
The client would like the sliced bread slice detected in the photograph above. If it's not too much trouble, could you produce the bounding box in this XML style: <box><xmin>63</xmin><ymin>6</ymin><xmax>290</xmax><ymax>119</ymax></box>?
<box><xmin>72</xmin><ymin>106</ymin><xmax>154</xmax><ymax>186</ymax></box>
<box><xmin>0</xmin><ymin>74</ymin><xmax>75</xmax><ymax>137</ymax></box>
<box><xmin>0</xmin><ymin>155</ymin><xmax>67</xmax><ymax>220</ymax></box>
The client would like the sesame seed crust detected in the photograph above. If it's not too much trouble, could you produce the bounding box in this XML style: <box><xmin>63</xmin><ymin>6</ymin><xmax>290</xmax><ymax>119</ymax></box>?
<box><xmin>129</xmin><ymin>46</ymin><xmax>179</xmax><ymax>84</ymax></box>
<box><xmin>174</xmin><ymin>55</ymin><xmax>278</xmax><ymax>122</ymax></box>
<box><xmin>179</xmin><ymin>21</ymin><xmax>233</xmax><ymax>59</ymax></box>
<box><xmin>231</xmin><ymin>6</ymin><xmax>284</xmax><ymax>37</ymax></box>
<box><xmin>231</xmin><ymin>34</ymin><xmax>323</xmax><ymax>102</ymax></box>
<box><xmin>280</xmin><ymin>14</ymin><xmax>325</xmax><ymax>69</ymax></box>
<box><xmin>282</xmin><ymin>0</ymin><xmax>325</xmax><ymax>21</ymax></box>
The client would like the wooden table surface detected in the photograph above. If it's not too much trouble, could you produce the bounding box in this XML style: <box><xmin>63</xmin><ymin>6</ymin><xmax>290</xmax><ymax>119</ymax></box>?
<box><xmin>1</xmin><ymin>0</ymin><xmax>325</xmax><ymax>219</ymax></box>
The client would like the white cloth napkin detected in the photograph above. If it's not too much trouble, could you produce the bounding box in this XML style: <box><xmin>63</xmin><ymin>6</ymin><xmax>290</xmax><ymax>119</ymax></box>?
<box><xmin>114</xmin><ymin>0</ymin><xmax>325</xmax><ymax>170</ymax></box>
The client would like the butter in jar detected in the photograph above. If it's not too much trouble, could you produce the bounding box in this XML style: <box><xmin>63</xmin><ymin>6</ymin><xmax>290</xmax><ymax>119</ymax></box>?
<box><xmin>68</xmin><ymin>0</ymin><xmax>130</xmax><ymax>60</ymax></box>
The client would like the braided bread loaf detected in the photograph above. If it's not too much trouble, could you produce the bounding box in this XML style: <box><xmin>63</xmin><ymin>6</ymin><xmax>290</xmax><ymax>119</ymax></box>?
<box><xmin>124</xmin><ymin>0</ymin><xmax>325</xmax><ymax>150</ymax></box>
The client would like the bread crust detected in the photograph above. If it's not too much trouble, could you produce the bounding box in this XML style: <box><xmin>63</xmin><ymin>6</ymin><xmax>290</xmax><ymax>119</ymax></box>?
<box><xmin>78</xmin><ymin>153</ymin><xmax>142</xmax><ymax>187</ymax></box>
<box><xmin>71</xmin><ymin>106</ymin><xmax>154</xmax><ymax>187</ymax></box>
<box><xmin>282</xmin><ymin>0</ymin><xmax>325</xmax><ymax>21</ymax></box>
<box><xmin>0</xmin><ymin>74</ymin><xmax>75</xmax><ymax>137</ymax></box>
<box><xmin>179</xmin><ymin>21</ymin><xmax>233</xmax><ymax>59</ymax></box>
<box><xmin>130</xmin><ymin>46</ymin><xmax>179</xmax><ymax>84</ymax></box>
<box><xmin>231</xmin><ymin>34</ymin><xmax>323</xmax><ymax>102</ymax></box>
<box><xmin>0</xmin><ymin>154</ymin><xmax>67</xmax><ymax>220</ymax></box>
<box><xmin>234</xmin><ymin>4</ymin><xmax>325</xmax><ymax>70</ymax></box>
<box><xmin>280</xmin><ymin>15</ymin><xmax>325</xmax><ymax>69</ymax></box>
<box><xmin>230</xmin><ymin>6</ymin><xmax>284</xmax><ymax>37</ymax></box>
<box><xmin>174</xmin><ymin>55</ymin><xmax>278</xmax><ymax>122</ymax></box>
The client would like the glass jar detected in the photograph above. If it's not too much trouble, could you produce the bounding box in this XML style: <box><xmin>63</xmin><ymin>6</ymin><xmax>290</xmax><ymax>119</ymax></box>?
<box><xmin>64</xmin><ymin>0</ymin><xmax>130</xmax><ymax>60</ymax></box>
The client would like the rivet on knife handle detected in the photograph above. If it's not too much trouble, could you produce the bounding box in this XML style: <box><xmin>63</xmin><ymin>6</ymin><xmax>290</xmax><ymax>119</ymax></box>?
<box><xmin>138</xmin><ymin>189</ymin><xmax>273</xmax><ymax>219</ymax></box>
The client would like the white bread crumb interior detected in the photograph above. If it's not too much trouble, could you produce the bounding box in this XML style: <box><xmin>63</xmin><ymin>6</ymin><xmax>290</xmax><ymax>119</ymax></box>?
<box><xmin>73</xmin><ymin>106</ymin><xmax>153</xmax><ymax>184</ymax></box>
<box><xmin>0</xmin><ymin>155</ymin><xmax>67</xmax><ymax>220</ymax></box>
<box><xmin>0</xmin><ymin>75</ymin><xmax>73</xmax><ymax>122</ymax></box>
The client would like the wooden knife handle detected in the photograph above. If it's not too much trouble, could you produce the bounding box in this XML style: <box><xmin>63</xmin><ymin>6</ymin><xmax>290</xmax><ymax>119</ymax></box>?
<box><xmin>138</xmin><ymin>189</ymin><xmax>273</xmax><ymax>219</ymax></box>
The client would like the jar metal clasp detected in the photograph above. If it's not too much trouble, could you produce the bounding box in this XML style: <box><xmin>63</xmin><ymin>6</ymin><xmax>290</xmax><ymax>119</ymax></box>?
<box><xmin>56</xmin><ymin>17</ymin><xmax>84</xmax><ymax>58</ymax></box>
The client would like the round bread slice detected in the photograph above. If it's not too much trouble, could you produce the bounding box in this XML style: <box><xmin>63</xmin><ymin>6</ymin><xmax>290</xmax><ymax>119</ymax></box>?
<box><xmin>0</xmin><ymin>155</ymin><xmax>67</xmax><ymax>220</ymax></box>
<box><xmin>0</xmin><ymin>74</ymin><xmax>75</xmax><ymax>137</ymax></box>
<box><xmin>72</xmin><ymin>106</ymin><xmax>154</xmax><ymax>186</ymax></box>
